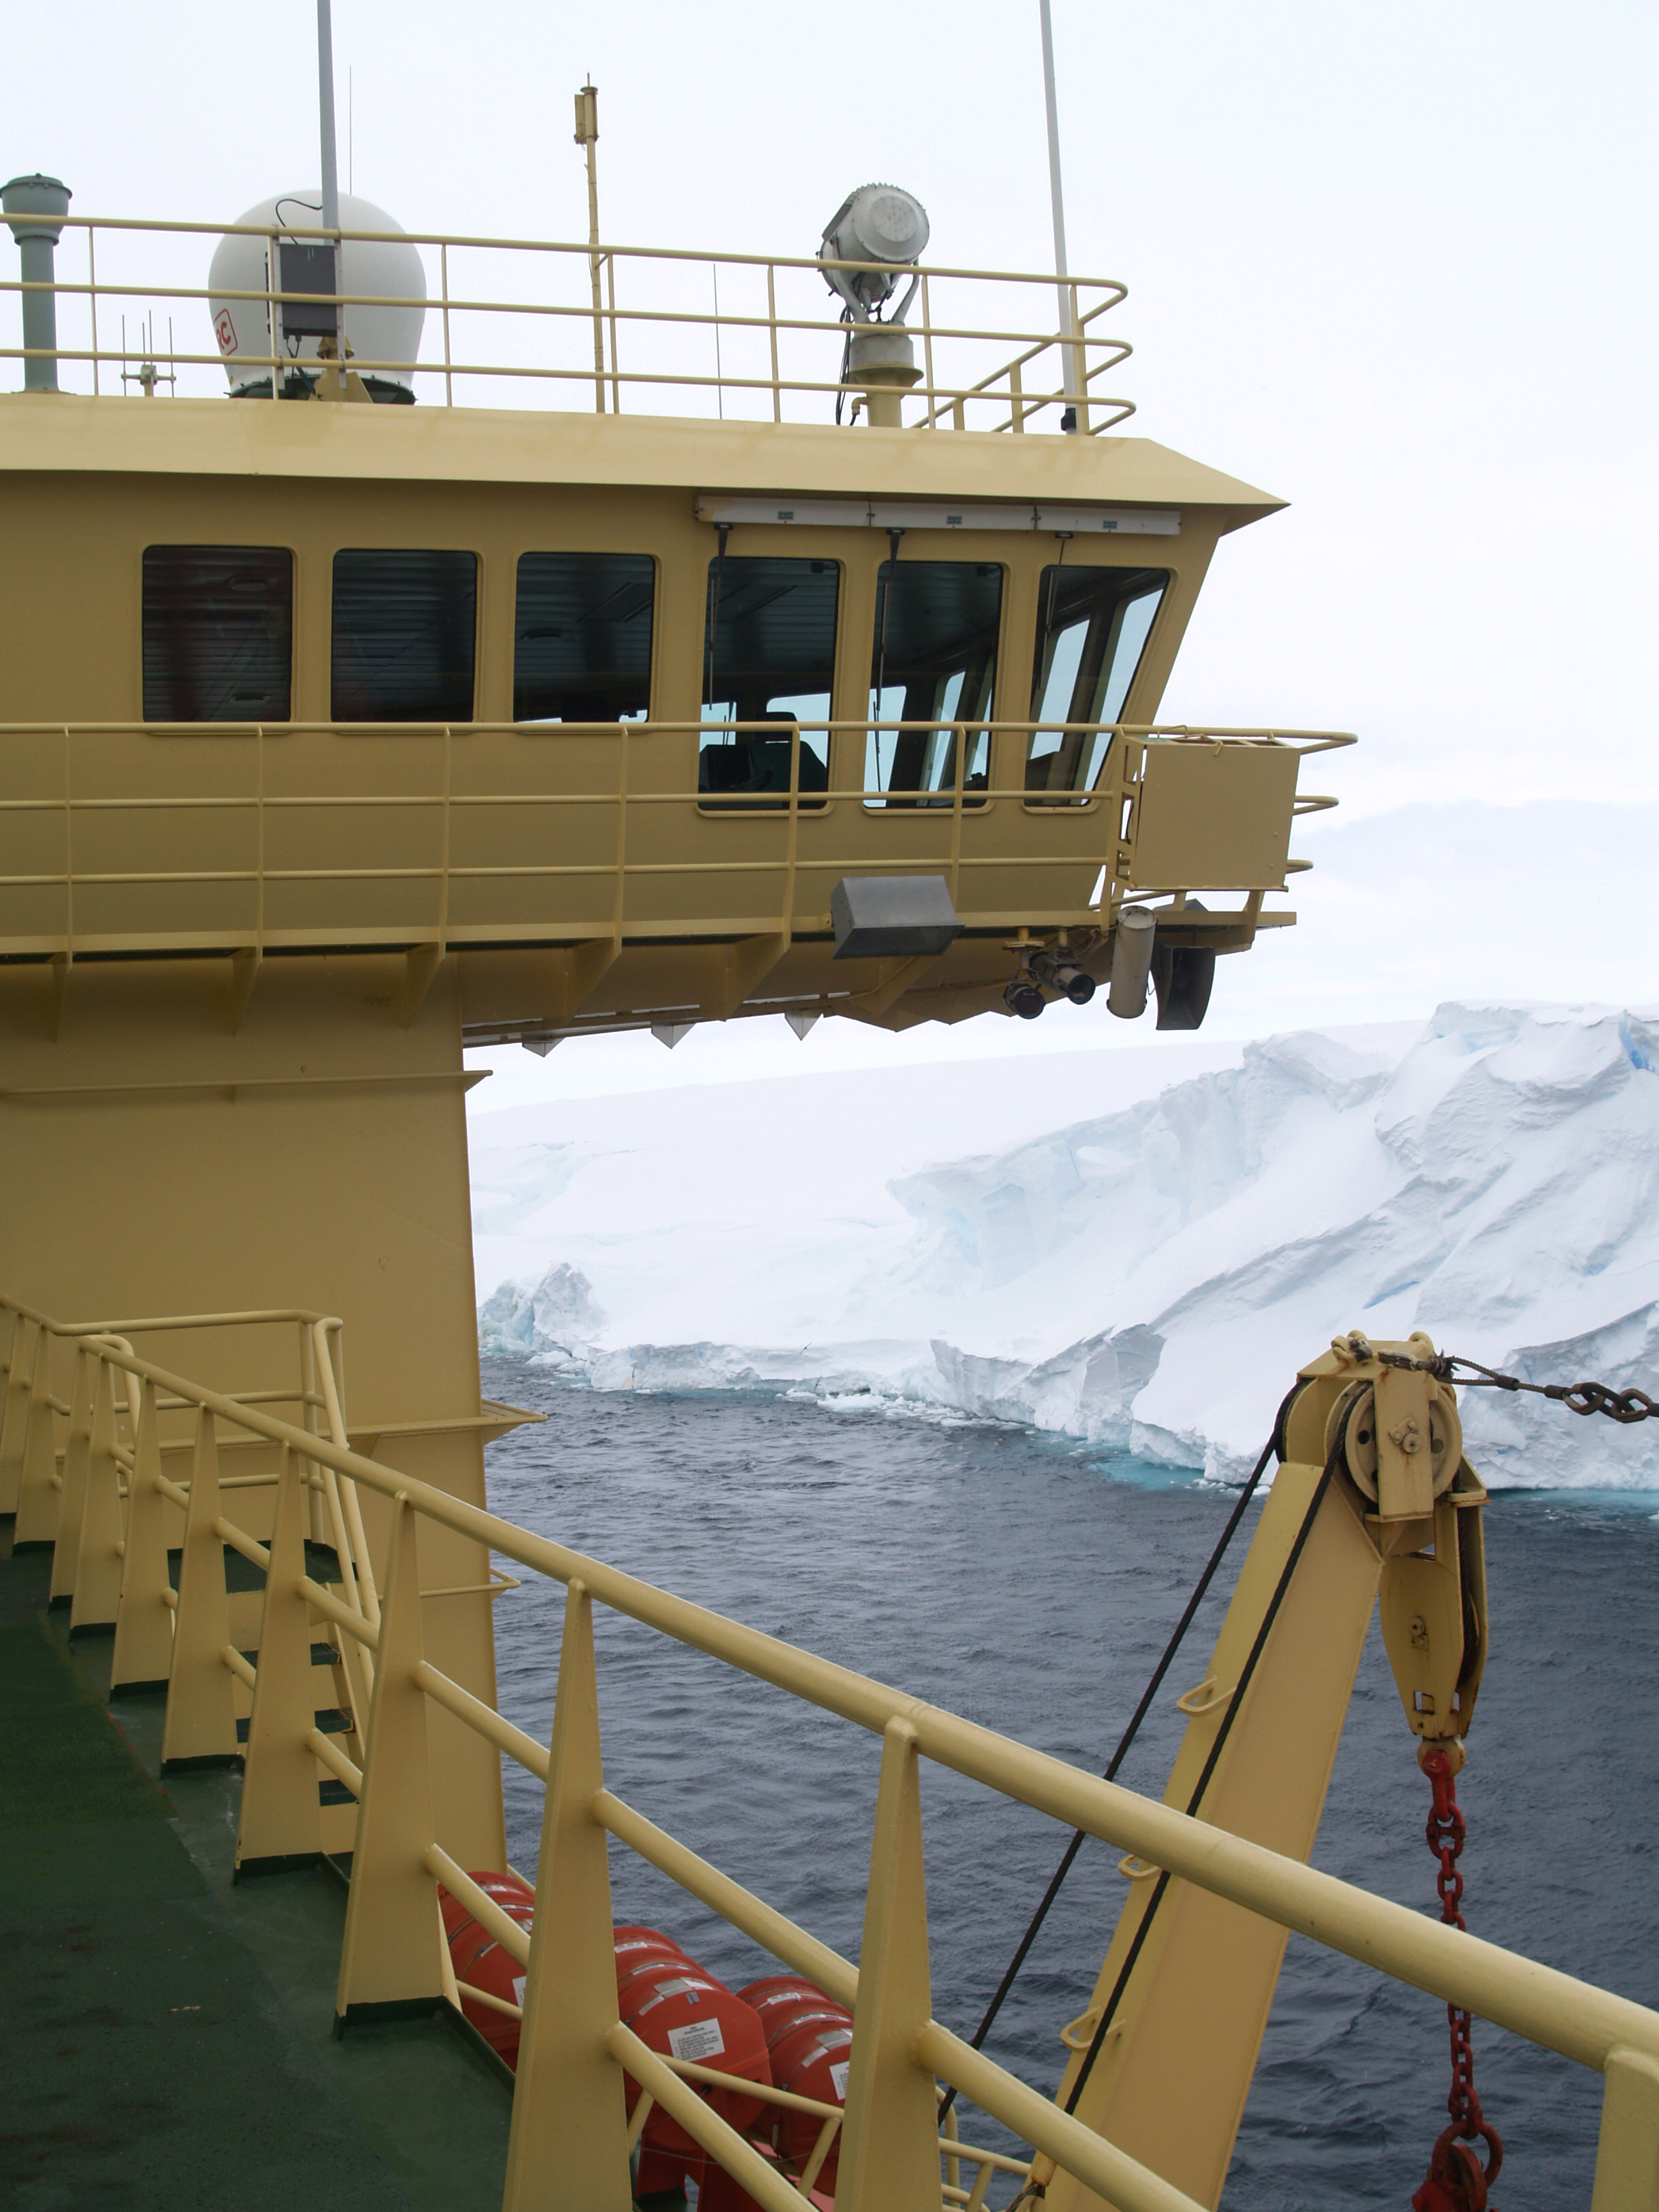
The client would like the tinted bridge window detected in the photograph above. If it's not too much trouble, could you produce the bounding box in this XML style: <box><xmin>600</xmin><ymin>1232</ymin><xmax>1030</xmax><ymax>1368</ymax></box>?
<box><xmin>142</xmin><ymin>546</ymin><xmax>293</xmax><ymax>722</ymax></box>
<box><xmin>332</xmin><ymin>548</ymin><xmax>478</xmax><ymax>722</ymax></box>
<box><xmin>514</xmin><ymin>552</ymin><xmax>655</xmax><ymax>722</ymax></box>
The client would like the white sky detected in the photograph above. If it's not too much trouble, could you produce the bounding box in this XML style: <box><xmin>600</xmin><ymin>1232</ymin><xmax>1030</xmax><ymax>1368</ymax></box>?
<box><xmin>6</xmin><ymin>1</ymin><xmax>1654</xmax><ymax>1113</ymax></box>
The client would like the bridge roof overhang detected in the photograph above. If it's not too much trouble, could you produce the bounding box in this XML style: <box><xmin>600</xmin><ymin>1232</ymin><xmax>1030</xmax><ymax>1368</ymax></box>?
<box><xmin>0</xmin><ymin>393</ymin><xmax>1286</xmax><ymax>533</ymax></box>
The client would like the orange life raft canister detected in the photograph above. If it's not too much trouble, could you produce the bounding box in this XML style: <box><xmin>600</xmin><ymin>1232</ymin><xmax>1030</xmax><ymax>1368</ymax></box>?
<box><xmin>738</xmin><ymin>1974</ymin><xmax>855</xmax><ymax>2188</ymax></box>
<box><xmin>615</xmin><ymin>1927</ymin><xmax>772</xmax><ymax>2195</ymax></box>
<box><xmin>439</xmin><ymin>1869</ymin><xmax>537</xmax><ymax>2065</ymax></box>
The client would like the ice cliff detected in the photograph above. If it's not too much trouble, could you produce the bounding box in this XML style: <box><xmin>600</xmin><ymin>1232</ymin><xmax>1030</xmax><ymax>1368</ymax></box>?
<box><xmin>474</xmin><ymin>1004</ymin><xmax>1659</xmax><ymax>1490</ymax></box>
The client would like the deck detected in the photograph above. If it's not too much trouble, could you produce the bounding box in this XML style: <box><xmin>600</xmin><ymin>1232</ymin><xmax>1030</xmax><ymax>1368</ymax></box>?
<box><xmin>0</xmin><ymin>1523</ymin><xmax>509</xmax><ymax>2212</ymax></box>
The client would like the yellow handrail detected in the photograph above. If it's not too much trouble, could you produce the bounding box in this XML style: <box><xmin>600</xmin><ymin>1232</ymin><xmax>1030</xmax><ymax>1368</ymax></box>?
<box><xmin>24</xmin><ymin>1303</ymin><xmax>1658</xmax><ymax>2209</ymax></box>
<box><xmin>0</xmin><ymin>211</ymin><xmax>1132</xmax><ymax>430</ymax></box>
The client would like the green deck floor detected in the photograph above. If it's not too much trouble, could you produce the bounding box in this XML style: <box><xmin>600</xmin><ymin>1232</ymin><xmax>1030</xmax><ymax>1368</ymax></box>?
<box><xmin>0</xmin><ymin>1523</ymin><xmax>511</xmax><ymax>2212</ymax></box>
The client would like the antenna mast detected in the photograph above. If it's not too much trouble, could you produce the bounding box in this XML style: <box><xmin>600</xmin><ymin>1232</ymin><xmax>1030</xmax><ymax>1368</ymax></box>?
<box><xmin>316</xmin><ymin>0</ymin><xmax>341</xmax><ymax>229</ymax></box>
<box><xmin>315</xmin><ymin>0</ymin><xmax>343</xmax><ymax>362</ymax></box>
<box><xmin>574</xmin><ymin>82</ymin><xmax>605</xmax><ymax>412</ymax></box>
<box><xmin>1038</xmin><ymin>0</ymin><xmax>1081</xmax><ymax>430</ymax></box>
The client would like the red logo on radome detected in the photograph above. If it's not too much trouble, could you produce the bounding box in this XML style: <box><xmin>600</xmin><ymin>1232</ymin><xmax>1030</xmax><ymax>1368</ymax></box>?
<box><xmin>215</xmin><ymin>310</ymin><xmax>237</xmax><ymax>354</ymax></box>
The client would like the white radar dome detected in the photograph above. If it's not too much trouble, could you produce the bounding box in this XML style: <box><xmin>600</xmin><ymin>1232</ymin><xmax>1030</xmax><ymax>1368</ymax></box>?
<box><xmin>209</xmin><ymin>191</ymin><xmax>427</xmax><ymax>401</ymax></box>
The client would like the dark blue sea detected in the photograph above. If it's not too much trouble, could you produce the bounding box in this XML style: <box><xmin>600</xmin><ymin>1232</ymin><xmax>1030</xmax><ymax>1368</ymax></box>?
<box><xmin>480</xmin><ymin>1362</ymin><xmax>1659</xmax><ymax>2211</ymax></box>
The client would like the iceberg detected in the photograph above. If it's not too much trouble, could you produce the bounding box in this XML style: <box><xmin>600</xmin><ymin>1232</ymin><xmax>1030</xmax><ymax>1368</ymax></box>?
<box><xmin>473</xmin><ymin>1003</ymin><xmax>1659</xmax><ymax>1490</ymax></box>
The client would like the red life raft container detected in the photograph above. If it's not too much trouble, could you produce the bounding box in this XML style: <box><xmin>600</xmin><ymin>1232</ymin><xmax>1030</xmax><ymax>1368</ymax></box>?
<box><xmin>616</xmin><ymin>1931</ymin><xmax>771</xmax><ymax>2199</ymax></box>
<box><xmin>698</xmin><ymin>2140</ymin><xmax>834</xmax><ymax>2212</ymax></box>
<box><xmin>739</xmin><ymin>1975</ymin><xmax>855</xmax><ymax>2188</ymax></box>
<box><xmin>439</xmin><ymin>1870</ymin><xmax>536</xmax><ymax>2065</ymax></box>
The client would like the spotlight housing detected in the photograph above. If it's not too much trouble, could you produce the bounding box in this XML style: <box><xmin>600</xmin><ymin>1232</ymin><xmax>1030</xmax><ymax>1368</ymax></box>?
<box><xmin>1031</xmin><ymin>950</ymin><xmax>1097</xmax><ymax>1006</ymax></box>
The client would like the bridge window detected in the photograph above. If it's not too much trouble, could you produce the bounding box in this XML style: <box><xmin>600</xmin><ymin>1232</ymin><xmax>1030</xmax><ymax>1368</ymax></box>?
<box><xmin>1026</xmin><ymin>566</ymin><xmax>1168</xmax><ymax>795</ymax></box>
<box><xmin>514</xmin><ymin>552</ymin><xmax>655</xmax><ymax>722</ymax></box>
<box><xmin>142</xmin><ymin>546</ymin><xmax>293</xmax><ymax>722</ymax></box>
<box><xmin>865</xmin><ymin>559</ymin><xmax>1000</xmax><ymax>808</ymax></box>
<box><xmin>331</xmin><ymin>548</ymin><xmax>478</xmax><ymax>722</ymax></box>
<box><xmin>700</xmin><ymin>556</ymin><xmax>837</xmax><ymax>804</ymax></box>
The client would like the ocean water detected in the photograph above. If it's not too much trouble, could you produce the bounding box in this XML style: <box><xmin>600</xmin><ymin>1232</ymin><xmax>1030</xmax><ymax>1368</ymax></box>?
<box><xmin>480</xmin><ymin>1361</ymin><xmax>1659</xmax><ymax>2210</ymax></box>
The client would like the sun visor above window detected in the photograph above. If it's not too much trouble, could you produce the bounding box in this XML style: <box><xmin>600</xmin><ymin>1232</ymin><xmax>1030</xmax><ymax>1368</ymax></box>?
<box><xmin>696</xmin><ymin>497</ymin><xmax>1179</xmax><ymax>535</ymax></box>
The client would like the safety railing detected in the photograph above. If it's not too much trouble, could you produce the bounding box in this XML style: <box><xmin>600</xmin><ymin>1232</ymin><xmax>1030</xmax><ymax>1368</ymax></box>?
<box><xmin>0</xmin><ymin>720</ymin><xmax>1354</xmax><ymax>965</ymax></box>
<box><xmin>0</xmin><ymin>1297</ymin><xmax>380</xmax><ymax>1730</ymax></box>
<box><xmin>14</xmin><ymin>1301</ymin><xmax>1659</xmax><ymax>2212</ymax></box>
<box><xmin>0</xmin><ymin>213</ymin><xmax>1132</xmax><ymax>434</ymax></box>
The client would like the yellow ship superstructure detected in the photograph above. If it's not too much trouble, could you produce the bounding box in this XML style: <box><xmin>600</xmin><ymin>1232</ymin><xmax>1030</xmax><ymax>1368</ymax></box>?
<box><xmin>13</xmin><ymin>184</ymin><xmax>1645</xmax><ymax>2212</ymax></box>
<box><xmin>0</xmin><ymin>195</ymin><xmax>1348</xmax><ymax>1879</ymax></box>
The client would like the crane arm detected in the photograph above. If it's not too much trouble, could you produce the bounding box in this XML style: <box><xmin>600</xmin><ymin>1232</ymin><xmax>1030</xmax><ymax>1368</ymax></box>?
<box><xmin>1042</xmin><ymin>1333</ymin><xmax>1488</xmax><ymax>2212</ymax></box>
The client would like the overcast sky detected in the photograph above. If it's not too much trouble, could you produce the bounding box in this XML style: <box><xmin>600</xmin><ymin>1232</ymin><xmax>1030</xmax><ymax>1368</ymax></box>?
<box><xmin>5</xmin><ymin>1</ymin><xmax>1652</xmax><ymax>1110</ymax></box>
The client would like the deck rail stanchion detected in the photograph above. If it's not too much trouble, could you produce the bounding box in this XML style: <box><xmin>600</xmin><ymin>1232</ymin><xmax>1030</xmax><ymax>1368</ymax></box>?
<box><xmin>0</xmin><ymin>1308</ymin><xmax>30</xmax><ymax>1515</ymax></box>
<box><xmin>48</xmin><ymin>1342</ymin><xmax>98</xmax><ymax>1601</ymax></box>
<box><xmin>237</xmin><ymin>1446</ymin><xmax>329</xmax><ymax>1871</ymax></box>
<box><xmin>111</xmin><ymin>1376</ymin><xmax>175</xmax><ymax>1691</ymax></box>
<box><xmin>160</xmin><ymin>1405</ymin><xmax>239</xmax><ymax>1767</ymax></box>
<box><xmin>1591</xmin><ymin>2046</ymin><xmax>1659</xmax><ymax>2212</ymax></box>
<box><xmin>836</xmin><ymin>1719</ymin><xmax>947</xmax><ymax>2212</ymax></box>
<box><xmin>69</xmin><ymin>1353</ymin><xmax>125</xmax><ymax>1633</ymax></box>
<box><xmin>334</xmin><ymin>1497</ymin><xmax>447</xmax><ymax>2019</ymax></box>
<box><xmin>501</xmin><ymin>1576</ymin><xmax>632</xmax><ymax>2211</ymax></box>
<box><xmin>14</xmin><ymin>1322</ymin><xmax>61</xmax><ymax>1547</ymax></box>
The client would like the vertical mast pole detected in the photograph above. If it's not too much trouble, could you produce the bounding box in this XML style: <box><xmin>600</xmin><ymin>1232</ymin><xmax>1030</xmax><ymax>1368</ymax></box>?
<box><xmin>317</xmin><ymin>0</ymin><xmax>341</xmax><ymax>229</ymax></box>
<box><xmin>316</xmin><ymin>0</ymin><xmax>343</xmax><ymax>358</ymax></box>
<box><xmin>1038</xmin><ymin>0</ymin><xmax>1081</xmax><ymax>430</ymax></box>
<box><xmin>575</xmin><ymin>83</ymin><xmax>605</xmax><ymax>412</ymax></box>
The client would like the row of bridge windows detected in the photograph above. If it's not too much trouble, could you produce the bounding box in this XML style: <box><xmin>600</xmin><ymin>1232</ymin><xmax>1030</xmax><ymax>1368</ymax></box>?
<box><xmin>140</xmin><ymin>546</ymin><xmax>1167</xmax><ymax>796</ymax></box>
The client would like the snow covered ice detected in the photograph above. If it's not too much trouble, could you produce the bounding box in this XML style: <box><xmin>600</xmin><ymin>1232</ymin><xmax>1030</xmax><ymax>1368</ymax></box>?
<box><xmin>473</xmin><ymin>1003</ymin><xmax>1659</xmax><ymax>1491</ymax></box>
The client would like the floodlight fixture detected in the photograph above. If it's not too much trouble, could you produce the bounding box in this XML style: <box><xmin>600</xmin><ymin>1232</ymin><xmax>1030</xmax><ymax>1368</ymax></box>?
<box><xmin>819</xmin><ymin>183</ymin><xmax>930</xmax><ymax>324</ymax></box>
<box><xmin>1031</xmin><ymin>948</ymin><xmax>1097</xmax><ymax>1006</ymax></box>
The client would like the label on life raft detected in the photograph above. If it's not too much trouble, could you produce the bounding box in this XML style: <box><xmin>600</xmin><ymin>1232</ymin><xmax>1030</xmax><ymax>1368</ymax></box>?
<box><xmin>512</xmin><ymin>1977</ymin><xmax>527</xmax><ymax>2007</ymax></box>
<box><xmin>668</xmin><ymin>2018</ymin><xmax>726</xmax><ymax>2064</ymax></box>
<box><xmin>830</xmin><ymin>2060</ymin><xmax>851</xmax><ymax>2102</ymax></box>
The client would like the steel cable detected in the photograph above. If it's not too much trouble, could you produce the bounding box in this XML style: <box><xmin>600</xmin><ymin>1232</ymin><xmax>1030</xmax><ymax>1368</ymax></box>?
<box><xmin>939</xmin><ymin>1380</ymin><xmax>1306</xmax><ymax>2120</ymax></box>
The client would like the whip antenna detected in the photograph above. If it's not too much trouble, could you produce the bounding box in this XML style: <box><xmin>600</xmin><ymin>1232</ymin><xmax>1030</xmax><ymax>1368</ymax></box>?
<box><xmin>316</xmin><ymin>0</ymin><xmax>341</xmax><ymax>230</ymax></box>
<box><xmin>1038</xmin><ymin>0</ymin><xmax>1080</xmax><ymax>430</ymax></box>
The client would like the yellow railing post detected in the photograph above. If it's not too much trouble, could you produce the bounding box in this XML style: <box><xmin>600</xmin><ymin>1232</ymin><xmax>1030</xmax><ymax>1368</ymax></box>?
<box><xmin>335</xmin><ymin>1496</ymin><xmax>447</xmax><ymax>2020</ymax></box>
<box><xmin>237</xmin><ymin>1447</ymin><xmax>327</xmax><ymax>1872</ymax></box>
<box><xmin>160</xmin><ymin>1406</ymin><xmax>239</xmax><ymax>1768</ymax></box>
<box><xmin>1593</xmin><ymin>2048</ymin><xmax>1659</xmax><ymax>2212</ymax></box>
<box><xmin>14</xmin><ymin>1324</ymin><xmax>61</xmax><ymax>1548</ymax></box>
<box><xmin>48</xmin><ymin>1343</ymin><xmax>97</xmax><ymax>1602</ymax></box>
<box><xmin>0</xmin><ymin>1309</ymin><xmax>33</xmax><ymax>1515</ymax></box>
<box><xmin>70</xmin><ymin>1356</ymin><xmax>125</xmax><ymax>1633</ymax></box>
<box><xmin>501</xmin><ymin>1578</ymin><xmax>631</xmax><ymax>2212</ymax></box>
<box><xmin>112</xmin><ymin>1377</ymin><xmax>175</xmax><ymax>1691</ymax></box>
<box><xmin>836</xmin><ymin>1718</ymin><xmax>944</xmax><ymax>2212</ymax></box>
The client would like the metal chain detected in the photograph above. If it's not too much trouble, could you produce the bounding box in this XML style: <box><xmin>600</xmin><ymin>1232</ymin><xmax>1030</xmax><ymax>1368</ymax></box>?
<box><xmin>1423</xmin><ymin>1752</ymin><xmax>1482</xmax><ymax>2133</ymax></box>
<box><xmin>1412</xmin><ymin>1750</ymin><xmax>1503</xmax><ymax>2211</ymax></box>
<box><xmin>1336</xmin><ymin>1334</ymin><xmax>1658</xmax><ymax>1425</ymax></box>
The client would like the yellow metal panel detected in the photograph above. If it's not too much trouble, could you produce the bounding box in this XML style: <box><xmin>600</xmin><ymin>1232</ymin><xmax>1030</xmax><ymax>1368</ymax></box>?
<box><xmin>1130</xmin><ymin>741</ymin><xmax>1299</xmax><ymax>892</ymax></box>
<box><xmin>0</xmin><ymin>394</ymin><xmax>1286</xmax><ymax>520</ymax></box>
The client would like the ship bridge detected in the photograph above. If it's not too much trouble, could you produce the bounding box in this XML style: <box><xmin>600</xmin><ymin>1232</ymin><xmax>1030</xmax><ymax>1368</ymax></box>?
<box><xmin>0</xmin><ymin>200</ymin><xmax>1350</xmax><ymax>1050</ymax></box>
<box><xmin>0</xmin><ymin>198</ymin><xmax>1352</xmax><ymax>1883</ymax></box>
